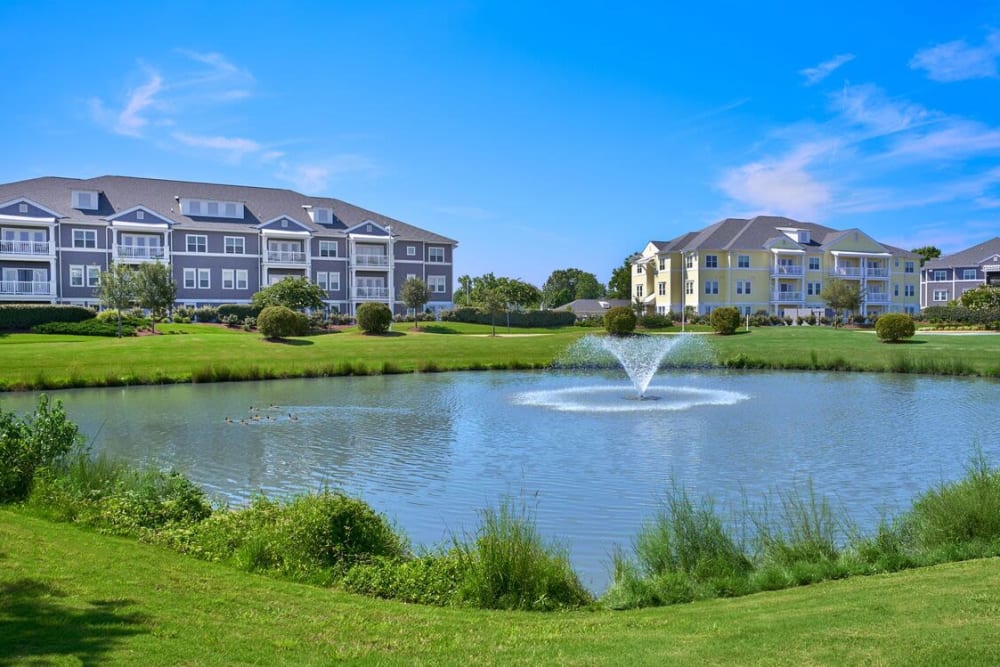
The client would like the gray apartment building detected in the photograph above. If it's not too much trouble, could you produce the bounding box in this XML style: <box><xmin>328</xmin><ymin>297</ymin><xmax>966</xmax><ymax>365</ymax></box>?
<box><xmin>920</xmin><ymin>237</ymin><xmax>1000</xmax><ymax>308</ymax></box>
<box><xmin>0</xmin><ymin>175</ymin><xmax>457</xmax><ymax>315</ymax></box>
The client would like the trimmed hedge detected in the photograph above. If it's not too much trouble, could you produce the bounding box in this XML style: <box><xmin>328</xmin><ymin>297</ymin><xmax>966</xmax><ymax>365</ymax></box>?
<box><xmin>442</xmin><ymin>307</ymin><xmax>576</xmax><ymax>328</ymax></box>
<box><xmin>919</xmin><ymin>305</ymin><xmax>1000</xmax><ymax>329</ymax></box>
<box><xmin>875</xmin><ymin>313</ymin><xmax>916</xmax><ymax>343</ymax></box>
<box><xmin>217</xmin><ymin>303</ymin><xmax>262</xmax><ymax>320</ymax></box>
<box><xmin>0</xmin><ymin>305</ymin><xmax>95</xmax><ymax>331</ymax></box>
<box><xmin>32</xmin><ymin>321</ymin><xmax>136</xmax><ymax>337</ymax></box>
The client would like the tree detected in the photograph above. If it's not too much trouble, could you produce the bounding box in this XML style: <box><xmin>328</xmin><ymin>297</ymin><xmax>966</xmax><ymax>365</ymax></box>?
<box><xmin>604</xmin><ymin>306</ymin><xmax>636</xmax><ymax>336</ymax></box>
<box><xmin>452</xmin><ymin>274</ymin><xmax>541</xmax><ymax>310</ymax></box>
<box><xmin>821</xmin><ymin>279</ymin><xmax>862</xmax><ymax>326</ymax></box>
<box><xmin>497</xmin><ymin>277</ymin><xmax>541</xmax><ymax>310</ymax></box>
<box><xmin>959</xmin><ymin>285</ymin><xmax>1000</xmax><ymax>310</ymax></box>
<box><xmin>400</xmin><ymin>277</ymin><xmax>430</xmax><ymax>329</ymax></box>
<box><xmin>134</xmin><ymin>261</ymin><xmax>176</xmax><ymax>333</ymax></box>
<box><xmin>356</xmin><ymin>302</ymin><xmax>392</xmax><ymax>334</ymax></box>
<box><xmin>709</xmin><ymin>306</ymin><xmax>741</xmax><ymax>335</ymax></box>
<box><xmin>251</xmin><ymin>276</ymin><xmax>325</xmax><ymax>312</ymax></box>
<box><xmin>257</xmin><ymin>305</ymin><xmax>309</xmax><ymax>340</ymax></box>
<box><xmin>608</xmin><ymin>254</ymin><xmax>639</xmax><ymax>299</ymax></box>
<box><xmin>541</xmin><ymin>268</ymin><xmax>606</xmax><ymax>308</ymax></box>
<box><xmin>478</xmin><ymin>286</ymin><xmax>507</xmax><ymax>337</ymax></box>
<box><xmin>97</xmin><ymin>263</ymin><xmax>137</xmax><ymax>338</ymax></box>
<box><xmin>455</xmin><ymin>274</ymin><xmax>474</xmax><ymax>306</ymax></box>
<box><xmin>911</xmin><ymin>246</ymin><xmax>942</xmax><ymax>266</ymax></box>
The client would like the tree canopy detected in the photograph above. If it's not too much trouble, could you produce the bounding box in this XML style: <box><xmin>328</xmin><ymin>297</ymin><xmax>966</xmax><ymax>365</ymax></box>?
<box><xmin>251</xmin><ymin>276</ymin><xmax>326</xmax><ymax>312</ymax></box>
<box><xmin>453</xmin><ymin>273</ymin><xmax>541</xmax><ymax>310</ymax></box>
<box><xmin>400</xmin><ymin>277</ymin><xmax>430</xmax><ymax>329</ymax></box>
<box><xmin>959</xmin><ymin>285</ymin><xmax>1000</xmax><ymax>310</ymax></box>
<box><xmin>607</xmin><ymin>254</ymin><xmax>638</xmax><ymax>300</ymax></box>
<box><xmin>911</xmin><ymin>246</ymin><xmax>942</xmax><ymax>266</ymax></box>
<box><xmin>821</xmin><ymin>279</ymin><xmax>862</xmax><ymax>325</ymax></box>
<box><xmin>97</xmin><ymin>263</ymin><xmax>137</xmax><ymax>338</ymax></box>
<box><xmin>541</xmin><ymin>268</ymin><xmax>605</xmax><ymax>308</ymax></box>
<box><xmin>134</xmin><ymin>261</ymin><xmax>176</xmax><ymax>333</ymax></box>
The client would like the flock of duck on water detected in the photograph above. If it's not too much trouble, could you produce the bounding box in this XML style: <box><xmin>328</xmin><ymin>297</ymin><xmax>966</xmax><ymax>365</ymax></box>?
<box><xmin>224</xmin><ymin>404</ymin><xmax>299</xmax><ymax>425</ymax></box>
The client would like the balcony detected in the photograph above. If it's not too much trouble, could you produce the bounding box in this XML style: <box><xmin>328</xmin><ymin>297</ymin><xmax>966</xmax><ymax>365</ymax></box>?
<box><xmin>116</xmin><ymin>245</ymin><xmax>166</xmax><ymax>261</ymax></box>
<box><xmin>266</xmin><ymin>250</ymin><xmax>307</xmax><ymax>264</ymax></box>
<box><xmin>0</xmin><ymin>240</ymin><xmax>51</xmax><ymax>256</ymax></box>
<box><xmin>771</xmin><ymin>291</ymin><xmax>803</xmax><ymax>301</ymax></box>
<box><xmin>865</xmin><ymin>268</ymin><xmax>890</xmax><ymax>278</ymax></box>
<box><xmin>354</xmin><ymin>254</ymin><xmax>390</xmax><ymax>267</ymax></box>
<box><xmin>866</xmin><ymin>292</ymin><xmax>891</xmax><ymax>304</ymax></box>
<box><xmin>830</xmin><ymin>266</ymin><xmax>863</xmax><ymax>278</ymax></box>
<box><xmin>354</xmin><ymin>287</ymin><xmax>389</xmax><ymax>299</ymax></box>
<box><xmin>0</xmin><ymin>280</ymin><xmax>54</xmax><ymax>296</ymax></box>
<box><xmin>772</xmin><ymin>265</ymin><xmax>803</xmax><ymax>276</ymax></box>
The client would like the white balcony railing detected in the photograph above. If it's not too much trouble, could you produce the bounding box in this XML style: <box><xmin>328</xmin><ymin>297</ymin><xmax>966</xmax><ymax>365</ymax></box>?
<box><xmin>116</xmin><ymin>245</ymin><xmax>166</xmax><ymax>260</ymax></box>
<box><xmin>0</xmin><ymin>281</ymin><xmax>53</xmax><ymax>295</ymax></box>
<box><xmin>830</xmin><ymin>266</ymin><xmax>863</xmax><ymax>277</ymax></box>
<box><xmin>866</xmin><ymin>268</ymin><xmax>890</xmax><ymax>278</ymax></box>
<box><xmin>0</xmin><ymin>240</ymin><xmax>51</xmax><ymax>256</ymax></box>
<box><xmin>866</xmin><ymin>293</ymin><xmax>891</xmax><ymax>304</ymax></box>
<box><xmin>354</xmin><ymin>287</ymin><xmax>389</xmax><ymax>299</ymax></box>
<box><xmin>354</xmin><ymin>254</ymin><xmax>390</xmax><ymax>267</ymax></box>
<box><xmin>772</xmin><ymin>291</ymin><xmax>803</xmax><ymax>301</ymax></box>
<box><xmin>772</xmin><ymin>265</ymin><xmax>803</xmax><ymax>276</ymax></box>
<box><xmin>266</xmin><ymin>250</ymin><xmax>307</xmax><ymax>264</ymax></box>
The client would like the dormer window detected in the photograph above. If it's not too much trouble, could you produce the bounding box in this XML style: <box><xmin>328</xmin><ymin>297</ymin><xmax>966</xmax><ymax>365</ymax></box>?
<box><xmin>180</xmin><ymin>198</ymin><xmax>244</xmax><ymax>219</ymax></box>
<box><xmin>308</xmin><ymin>207</ymin><xmax>332</xmax><ymax>223</ymax></box>
<box><xmin>281</xmin><ymin>220</ymin><xmax>288</xmax><ymax>228</ymax></box>
<box><xmin>366</xmin><ymin>223</ymin><xmax>372</xmax><ymax>233</ymax></box>
<box><xmin>18</xmin><ymin>203</ymin><xmax>28</xmax><ymax>213</ymax></box>
<box><xmin>136</xmin><ymin>210</ymin><xmax>144</xmax><ymax>220</ymax></box>
<box><xmin>72</xmin><ymin>191</ymin><xmax>99</xmax><ymax>210</ymax></box>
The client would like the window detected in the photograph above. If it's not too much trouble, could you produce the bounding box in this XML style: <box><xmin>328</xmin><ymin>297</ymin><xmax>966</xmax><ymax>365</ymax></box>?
<box><xmin>636</xmin><ymin>264</ymin><xmax>643</xmax><ymax>274</ymax></box>
<box><xmin>428</xmin><ymin>247</ymin><xmax>445</xmax><ymax>263</ymax></box>
<box><xmin>188</xmin><ymin>200</ymin><xmax>201</xmax><ymax>215</ymax></box>
<box><xmin>316</xmin><ymin>272</ymin><xmax>329</xmax><ymax>290</ymax></box>
<box><xmin>807</xmin><ymin>282</ymin><xmax>822</xmax><ymax>296</ymax></box>
<box><xmin>206</xmin><ymin>202</ymin><xmax>219</xmax><ymax>216</ymax></box>
<box><xmin>18</xmin><ymin>203</ymin><xmax>28</xmax><ymax>213</ymax></box>
<box><xmin>685</xmin><ymin>255</ymin><xmax>694</xmax><ymax>269</ymax></box>
<box><xmin>705</xmin><ymin>280</ymin><xmax>719</xmax><ymax>295</ymax></box>
<box><xmin>962</xmin><ymin>269</ymin><xmax>977</xmax><ymax>280</ymax></box>
<box><xmin>894</xmin><ymin>283</ymin><xmax>899</xmax><ymax>296</ymax></box>
<box><xmin>72</xmin><ymin>191</ymin><xmax>97</xmax><ymax>210</ymax></box>
<box><xmin>329</xmin><ymin>272</ymin><xmax>340</xmax><ymax>291</ymax></box>
<box><xmin>705</xmin><ymin>255</ymin><xmax>718</xmax><ymax>268</ymax></box>
<box><xmin>236</xmin><ymin>270</ymin><xmax>248</xmax><ymax>290</ymax></box>
<box><xmin>73</xmin><ymin>229</ymin><xmax>97</xmax><ymax>248</ymax></box>
<box><xmin>933</xmin><ymin>270</ymin><xmax>947</xmax><ymax>281</ymax></box>
<box><xmin>186</xmin><ymin>235</ymin><xmax>207</xmax><ymax>253</ymax></box>
<box><xmin>428</xmin><ymin>275</ymin><xmax>446</xmax><ymax>293</ymax></box>
<box><xmin>736</xmin><ymin>280</ymin><xmax>751</xmax><ymax>295</ymax></box>
<box><xmin>407</xmin><ymin>245</ymin><xmax>416</xmax><ymax>257</ymax></box>
<box><xmin>86</xmin><ymin>266</ymin><xmax>100</xmax><ymax>287</ymax></box>
<box><xmin>636</xmin><ymin>285</ymin><xmax>644</xmax><ymax>298</ymax></box>
<box><xmin>658</xmin><ymin>282</ymin><xmax>666</xmax><ymax>296</ymax></box>
<box><xmin>222</xmin><ymin>270</ymin><xmax>235</xmax><ymax>290</ymax></box>
<box><xmin>318</xmin><ymin>241</ymin><xmax>338</xmax><ymax>257</ymax></box>
<box><xmin>198</xmin><ymin>268</ymin><xmax>210</xmax><ymax>289</ymax></box>
<box><xmin>809</xmin><ymin>257</ymin><xmax>820</xmax><ymax>271</ymax></box>
<box><xmin>225</xmin><ymin>202</ymin><xmax>238</xmax><ymax>218</ymax></box>
<box><xmin>905</xmin><ymin>284</ymin><xmax>915</xmax><ymax>297</ymax></box>
<box><xmin>933</xmin><ymin>290</ymin><xmax>948</xmax><ymax>302</ymax></box>
<box><xmin>136</xmin><ymin>210</ymin><xmax>145</xmax><ymax>220</ymax></box>
<box><xmin>69</xmin><ymin>265</ymin><xmax>84</xmax><ymax>287</ymax></box>
<box><xmin>224</xmin><ymin>237</ymin><xmax>245</xmax><ymax>255</ymax></box>
<box><xmin>905</xmin><ymin>261</ymin><xmax>915</xmax><ymax>274</ymax></box>
<box><xmin>183</xmin><ymin>268</ymin><xmax>196</xmax><ymax>289</ymax></box>
<box><xmin>738</xmin><ymin>255</ymin><xmax>750</xmax><ymax>268</ymax></box>
<box><xmin>685</xmin><ymin>280</ymin><xmax>694</xmax><ymax>295</ymax></box>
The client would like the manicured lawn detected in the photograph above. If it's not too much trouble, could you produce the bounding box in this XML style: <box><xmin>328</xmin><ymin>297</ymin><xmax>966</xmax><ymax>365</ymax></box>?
<box><xmin>1</xmin><ymin>324</ymin><xmax>998</xmax><ymax>391</ymax></box>
<box><xmin>2</xmin><ymin>509</ymin><xmax>999</xmax><ymax>665</ymax></box>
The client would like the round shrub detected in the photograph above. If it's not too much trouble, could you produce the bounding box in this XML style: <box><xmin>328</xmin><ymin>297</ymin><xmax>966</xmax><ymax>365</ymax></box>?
<box><xmin>257</xmin><ymin>305</ymin><xmax>308</xmax><ymax>339</ymax></box>
<box><xmin>357</xmin><ymin>302</ymin><xmax>393</xmax><ymax>335</ymax></box>
<box><xmin>709</xmin><ymin>307</ymin><xmax>741</xmax><ymax>335</ymax></box>
<box><xmin>875</xmin><ymin>313</ymin><xmax>915</xmax><ymax>343</ymax></box>
<box><xmin>604</xmin><ymin>306</ymin><xmax>637</xmax><ymax>336</ymax></box>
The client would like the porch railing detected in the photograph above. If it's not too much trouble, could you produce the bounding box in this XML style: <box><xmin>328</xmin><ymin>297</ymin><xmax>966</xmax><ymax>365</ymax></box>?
<box><xmin>0</xmin><ymin>240</ymin><xmax>51</xmax><ymax>255</ymax></box>
<box><xmin>116</xmin><ymin>245</ymin><xmax>166</xmax><ymax>260</ymax></box>
<box><xmin>266</xmin><ymin>250</ymin><xmax>307</xmax><ymax>264</ymax></box>
<box><xmin>0</xmin><ymin>280</ymin><xmax>53</xmax><ymax>295</ymax></box>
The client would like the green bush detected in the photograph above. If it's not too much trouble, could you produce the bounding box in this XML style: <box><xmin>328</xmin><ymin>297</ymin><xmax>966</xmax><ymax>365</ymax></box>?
<box><xmin>0</xmin><ymin>395</ymin><xmax>82</xmax><ymax>502</ymax></box>
<box><xmin>604</xmin><ymin>306</ymin><xmax>637</xmax><ymax>336</ymax></box>
<box><xmin>96</xmin><ymin>309</ymin><xmax>148</xmax><ymax>330</ymax></box>
<box><xmin>875</xmin><ymin>313</ymin><xmax>916</xmax><ymax>342</ymax></box>
<box><xmin>32</xmin><ymin>320</ymin><xmax>136</xmax><ymax>337</ymax></box>
<box><xmin>639</xmin><ymin>314</ymin><xmax>673</xmax><ymax>329</ymax></box>
<box><xmin>356</xmin><ymin>302</ymin><xmax>393</xmax><ymax>335</ymax></box>
<box><xmin>257</xmin><ymin>305</ymin><xmax>308</xmax><ymax>339</ymax></box>
<box><xmin>343</xmin><ymin>554</ymin><xmax>466</xmax><ymax>606</ymax></box>
<box><xmin>709</xmin><ymin>307</ymin><xmax>741</xmax><ymax>335</ymax></box>
<box><xmin>0</xmin><ymin>304</ymin><xmax>95</xmax><ymax>331</ymax></box>
<box><xmin>193</xmin><ymin>306</ymin><xmax>219</xmax><ymax>323</ymax></box>
<box><xmin>441</xmin><ymin>307</ymin><xmax>576</xmax><ymax>328</ymax></box>
<box><xmin>217</xmin><ymin>303</ymin><xmax>262</xmax><ymax>320</ymax></box>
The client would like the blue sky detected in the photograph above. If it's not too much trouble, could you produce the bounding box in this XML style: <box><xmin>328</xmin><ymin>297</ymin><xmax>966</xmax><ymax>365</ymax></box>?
<box><xmin>3</xmin><ymin>1</ymin><xmax>999</xmax><ymax>287</ymax></box>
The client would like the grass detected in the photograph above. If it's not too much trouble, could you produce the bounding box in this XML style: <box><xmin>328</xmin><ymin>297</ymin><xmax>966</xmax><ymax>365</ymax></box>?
<box><xmin>3</xmin><ymin>509</ymin><xmax>1000</xmax><ymax>665</ymax></box>
<box><xmin>1</xmin><ymin>323</ymin><xmax>998</xmax><ymax>391</ymax></box>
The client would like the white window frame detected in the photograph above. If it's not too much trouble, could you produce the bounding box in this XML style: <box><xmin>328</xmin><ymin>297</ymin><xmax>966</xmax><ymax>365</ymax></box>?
<box><xmin>658</xmin><ymin>281</ymin><xmax>666</xmax><ymax>296</ymax></box>
<box><xmin>685</xmin><ymin>280</ymin><xmax>694</xmax><ymax>295</ymax></box>
<box><xmin>329</xmin><ymin>272</ymin><xmax>341</xmax><ymax>291</ymax></box>
<box><xmin>222</xmin><ymin>269</ymin><xmax>235</xmax><ymax>290</ymax></box>
<box><xmin>316</xmin><ymin>271</ymin><xmax>329</xmax><ymax>290</ymax></box>
<box><xmin>183</xmin><ymin>268</ymin><xmax>196</xmax><ymax>289</ymax></box>
<box><xmin>905</xmin><ymin>261</ymin><xmax>915</xmax><ymax>274</ymax></box>
<box><xmin>86</xmin><ymin>265</ymin><xmax>100</xmax><ymax>287</ymax></box>
<box><xmin>738</xmin><ymin>255</ymin><xmax>750</xmax><ymax>269</ymax></box>
<box><xmin>428</xmin><ymin>275</ymin><xmax>446</xmax><ymax>293</ymax></box>
<box><xmin>685</xmin><ymin>255</ymin><xmax>694</xmax><ymax>269</ymax></box>
<box><xmin>736</xmin><ymin>280</ymin><xmax>751</xmax><ymax>295</ymax></box>
<box><xmin>808</xmin><ymin>257</ymin><xmax>820</xmax><ymax>271</ymax></box>
<box><xmin>933</xmin><ymin>270</ymin><xmax>947</xmax><ymax>281</ymax></box>
<box><xmin>905</xmin><ymin>284</ymin><xmax>915</xmax><ymax>297</ymax></box>
<box><xmin>197</xmin><ymin>268</ymin><xmax>210</xmax><ymax>289</ymax></box>
<box><xmin>186</xmin><ymin>234</ymin><xmax>208</xmax><ymax>253</ymax></box>
<box><xmin>406</xmin><ymin>245</ymin><xmax>416</xmax><ymax>257</ymax></box>
<box><xmin>224</xmin><ymin>236</ymin><xmax>245</xmax><ymax>255</ymax></box>
<box><xmin>636</xmin><ymin>284</ymin><xmax>644</xmax><ymax>298</ymax></box>
<box><xmin>705</xmin><ymin>280</ymin><xmax>719</xmax><ymax>295</ymax></box>
<box><xmin>933</xmin><ymin>290</ymin><xmax>948</xmax><ymax>302</ymax></box>
<box><xmin>428</xmin><ymin>247</ymin><xmax>445</xmax><ymax>263</ymax></box>
<box><xmin>962</xmin><ymin>269</ymin><xmax>977</xmax><ymax>280</ymax></box>
<box><xmin>73</xmin><ymin>229</ymin><xmax>97</xmax><ymax>249</ymax></box>
<box><xmin>318</xmin><ymin>240</ymin><xmax>338</xmax><ymax>258</ymax></box>
<box><xmin>69</xmin><ymin>265</ymin><xmax>84</xmax><ymax>287</ymax></box>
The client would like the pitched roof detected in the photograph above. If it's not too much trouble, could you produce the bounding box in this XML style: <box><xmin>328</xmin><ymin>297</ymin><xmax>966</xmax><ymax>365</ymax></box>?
<box><xmin>924</xmin><ymin>237</ymin><xmax>1000</xmax><ymax>269</ymax></box>
<box><xmin>0</xmin><ymin>175</ymin><xmax>457</xmax><ymax>245</ymax></box>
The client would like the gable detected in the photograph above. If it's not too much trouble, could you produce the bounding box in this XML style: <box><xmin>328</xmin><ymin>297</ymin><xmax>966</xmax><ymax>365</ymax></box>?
<box><xmin>763</xmin><ymin>236</ymin><xmax>805</xmax><ymax>252</ymax></box>
<box><xmin>257</xmin><ymin>216</ymin><xmax>311</xmax><ymax>232</ymax></box>
<box><xmin>347</xmin><ymin>219</ymin><xmax>390</xmax><ymax>237</ymax></box>
<box><xmin>0</xmin><ymin>197</ymin><xmax>62</xmax><ymax>219</ymax></box>
<box><xmin>822</xmin><ymin>229</ymin><xmax>888</xmax><ymax>254</ymax></box>
<box><xmin>107</xmin><ymin>206</ymin><xmax>174</xmax><ymax>226</ymax></box>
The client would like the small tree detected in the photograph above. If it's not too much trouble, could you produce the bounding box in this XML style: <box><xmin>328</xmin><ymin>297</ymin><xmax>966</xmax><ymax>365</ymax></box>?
<box><xmin>257</xmin><ymin>305</ymin><xmax>309</xmax><ymax>340</ymax></box>
<box><xmin>478</xmin><ymin>287</ymin><xmax>507</xmax><ymax>337</ymax></box>
<box><xmin>97</xmin><ymin>263</ymin><xmax>137</xmax><ymax>338</ymax></box>
<box><xmin>875</xmin><ymin>313</ymin><xmax>916</xmax><ymax>343</ymax></box>
<box><xmin>604</xmin><ymin>306</ymin><xmax>636</xmax><ymax>336</ymax></box>
<box><xmin>251</xmin><ymin>276</ymin><xmax>326</xmax><ymax>312</ymax></box>
<box><xmin>134</xmin><ymin>261</ymin><xmax>176</xmax><ymax>333</ymax></box>
<box><xmin>821</xmin><ymin>279</ymin><xmax>862</xmax><ymax>326</ymax></box>
<box><xmin>356</xmin><ymin>302</ymin><xmax>392</xmax><ymax>335</ymax></box>
<box><xmin>709</xmin><ymin>306</ymin><xmax>741</xmax><ymax>335</ymax></box>
<box><xmin>0</xmin><ymin>394</ymin><xmax>82</xmax><ymax>502</ymax></box>
<box><xmin>911</xmin><ymin>246</ymin><xmax>942</xmax><ymax>266</ymax></box>
<box><xmin>400</xmin><ymin>277</ymin><xmax>430</xmax><ymax>330</ymax></box>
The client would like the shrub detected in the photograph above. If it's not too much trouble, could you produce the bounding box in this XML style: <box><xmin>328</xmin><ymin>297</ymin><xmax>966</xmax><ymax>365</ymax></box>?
<box><xmin>193</xmin><ymin>306</ymin><xmax>219</xmax><ymax>323</ymax></box>
<box><xmin>441</xmin><ymin>308</ymin><xmax>575</xmax><ymax>328</ymax></box>
<box><xmin>709</xmin><ymin>307</ymin><xmax>741</xmax><ymax>335</ymax></box>
<box><xmin>257</xmin><ymin>305</ymin><xmax>308</xmax><ymax>339</ymax></box>
<box><xmin>357</xmin><ymin>302</ymin><xmax>393</xmax><ymax>334</ymax></box>
<box><xmin>242</xmin><ymin>316</ymin><xmax>256</xmax><ymax>331</ymax></box>
<box><xmin>604</xmin><ymin>306</ymin><xmax>637</xmax><ymax>336</ymax></box>
<box><xmin>32</xmin><ymin>320</ymin><xmax>136</xmax><ymax>337</ymax></box>
<box><xmin>217</xmin><ymin>303</ymin><xmax>261</xmax><ymax>320</ymax></box>
<box><xmin>0</xmin><ymin>395</ymin><xmax>82</xmax><ymax>502</ymax></box>
<box><xmin>96</xmin><ymin>309</ymin><xmax>148</xmax><ymax>330</ymax></box>
<box><xmin>220</xmin><ymin>314</ymin><xmax>241</xmax><ymax>327</ymax></box>
<box><xmin>343</xmin><ymin>554</ymin><xmax>466</xmax><ymax>606</ymax></box>
<box><xmin>875</xmin><ymin>313</ymin><xmax>916</xmax><ymax>342</ymax></box>
<box><xmin>0</xmin><ymin>304</ymin><xmax>95</xmax><ymax>331</ymax></box>
<box><xmin>639</xmin><ymin>314</ymin><xmax>673</xmax><ymax>329</ymax></box>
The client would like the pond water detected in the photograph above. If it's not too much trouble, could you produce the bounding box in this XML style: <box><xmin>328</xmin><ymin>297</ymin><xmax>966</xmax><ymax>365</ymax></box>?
<box><xmin>3</xmin><ymin>369</ymin><xmax>998</xmax><ymax>592</ymax></box>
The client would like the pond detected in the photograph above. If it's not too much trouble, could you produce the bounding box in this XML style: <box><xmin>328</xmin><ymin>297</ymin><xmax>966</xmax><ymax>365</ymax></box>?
<box><xmin>3</xmin><ymin>368</ymin><xmax>998</xmax><ymax>592</ymax></box>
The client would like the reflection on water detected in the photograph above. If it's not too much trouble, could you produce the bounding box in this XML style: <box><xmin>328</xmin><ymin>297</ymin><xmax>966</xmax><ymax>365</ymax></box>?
<box><xmin>2</xmin><ymin>370</ymin><xmax>997</xmax><ymax>592</ymax></box>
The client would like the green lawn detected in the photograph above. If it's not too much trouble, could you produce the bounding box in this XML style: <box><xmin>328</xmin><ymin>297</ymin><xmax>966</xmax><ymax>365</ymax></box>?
<box><xmin>1</xmin><ymin>323</ymin><xmax>998</xmax><ymax>391</ymax></box>
<box><xmin>2</xmin><ymin>509</ymin><xmax>999</xmax><ymax>665</ymax></box>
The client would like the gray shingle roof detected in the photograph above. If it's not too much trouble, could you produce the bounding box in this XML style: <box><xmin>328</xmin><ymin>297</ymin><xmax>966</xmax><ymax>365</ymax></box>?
<box><xmin>0</xmin><ymin>175</ymin><xmax>457</xmax><ymax>245</ymax></box>
<box><xmin>924</xmin><ymin>237</ymin><xmax>1000</xmax><ymax>269</ymax></box>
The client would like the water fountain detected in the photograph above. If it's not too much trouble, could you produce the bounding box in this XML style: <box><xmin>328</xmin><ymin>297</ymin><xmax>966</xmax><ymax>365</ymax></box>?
<box><xmin>586</xmin><ymin>334</ymin><xmax>691</xmax><ymax>399</ymax></box>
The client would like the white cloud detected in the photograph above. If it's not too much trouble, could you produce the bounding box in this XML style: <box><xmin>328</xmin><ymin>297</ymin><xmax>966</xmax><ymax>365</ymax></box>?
<box><xmin>109</xmin><ymin>71</ymin><xmax>164</xmax><ymax>137</ymax></box>
<box><xmin>800</xmin><ymin>53</ymin><xmax>855</xmax><ymax>86</ymax></box>
<box><xmin>887</xmin><ymin>120</ymin><xmax>1000</xmax><ymax>161</ymax></box>
<box><xmin>719</xmin><ymin>142</ymin><xmax>835</xmax><ymax>219</ymax></box>
<box><xmin>172</xmin><ymin>132</ymin><xmax>262</xmax><ymax>162</ymax></box>
<box><xmin>275</xmin><ymin>155</ymin><xmax>378</xmax><ymax>193</ymax></box>
<box><xmin>910</xmin><ymin>30</ymin><xmax>1000</xmax><ymax>82</ymax></box>
<box><xmin>832</xmin><ymin>83</ymin><xmax>936</xmax><ymax>137</ymax></box>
